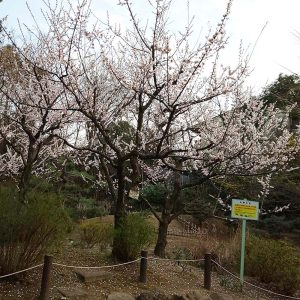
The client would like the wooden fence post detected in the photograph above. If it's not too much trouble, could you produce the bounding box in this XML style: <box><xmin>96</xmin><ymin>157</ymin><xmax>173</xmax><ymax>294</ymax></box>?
<box><xmin>40</xmin><ymin>255</ymin><xmax>53</xmax><ymax>300</ymax></box>
<box><xmin>139</xmin><ymin>250</ymin><xmax>148</xmax><ymax>283</ymax></box>
<box><xmin>204</xmin><ymin>253</ymin><xmax>211</xmax><ymax>290</ymax></box>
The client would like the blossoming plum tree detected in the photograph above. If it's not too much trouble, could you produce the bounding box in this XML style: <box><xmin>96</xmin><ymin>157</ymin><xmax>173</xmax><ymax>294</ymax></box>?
<box><xmin>0</xmin><ymin>45</ymin><xmax>68</xmax><ymax>202</ymax></box>
<box><xmin>1</xmin><ymin>0</ymin><xmax>298</xmax><ymax>257</ymax></box>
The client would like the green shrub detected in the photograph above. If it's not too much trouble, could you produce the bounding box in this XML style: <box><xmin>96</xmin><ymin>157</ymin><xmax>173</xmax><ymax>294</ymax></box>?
<box><xmin>69</xmin><ymin>206</ymin><xmax>107</xmax><ymax>221</ymax></box>
<box><xmin>80</xmin><ymin>221</ymin><xmax>113</xmax><ymax>249</ymax></box>
<box><xmin>0</xmin><ymin>185</ymin><xmax>70</xmax><ymax>276</ymax></box>
<box><xmin>141</xmin><ymin>184</ymin><xmax>167</xmax><ymax>206</ymax></box>
<box><xmin>245</xmin><ymin>235</ymin><xmax>300</xmax><ymax>295</ymax></box>
<box><xmin>68</xmin><ymin>197</ymin><xmax>108</xmax><ymax>221</ymax></box>
<box><xmin>114</xmin><ymin>213</ymin><xmax>155</xmax><ymax>261</ymax></box>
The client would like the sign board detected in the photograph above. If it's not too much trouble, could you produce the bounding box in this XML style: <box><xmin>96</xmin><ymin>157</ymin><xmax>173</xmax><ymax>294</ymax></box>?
<box><xmin>231</xmin><ymin>199</ymin><xmax>259</xmax><ymax>221</ymax></box>
<box><xmin>231</xmin><ymin>198</ymin><xmax>259</xmax><ymax>286</ymax></box>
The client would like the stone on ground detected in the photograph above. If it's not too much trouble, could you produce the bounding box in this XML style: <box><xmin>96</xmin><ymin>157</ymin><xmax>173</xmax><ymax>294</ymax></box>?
<box><xmin>137</xmin><ymin>290</ymin><xmax>210</xmax><ymax>300</ymax></box>
<box><xmin>209</xmin><ymin>292</ymin><xmax>235</xmax><ymax>300</ymax></box>
<box><xmin>171</xmin><ymin>291</ymin><xmax>210</xmax><ymax>300</ymax></box>
<box><xmin>137</xmin><ymin>291</ymin><xmax>173</xmax><ymax>299</ymax></box>
<box><xmin>74</xmin><ymin>269</ymin><xmax>113</xmax><ymax>283</ymax></box>
<box><xmin>136</xmin><ymin>292</ymin><xmax>157</xmax><ymax>300</ymax></box>
<box><xmin>57</xmin><ymin>287</ymin><xmax>88</xmax><ymax>299</ymax></box>
<box><xmin>185</xmin><ymin>290</ymin><xmax>211</xmax><ymax>300</ymax></box>
<box><xmin>107</xmin><ymin>292</ymin><xmax>135</xmax><ymax>300</ymax></box>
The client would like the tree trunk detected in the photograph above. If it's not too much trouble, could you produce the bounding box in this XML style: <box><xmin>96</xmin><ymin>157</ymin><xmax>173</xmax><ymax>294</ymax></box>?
<box><xmin>18</xmin><ymin>144</ymin><xmax>38</xmax><ymax>204</ymax></box>
<box><xmin>154</xmin><ymin>161</ymin><xmax>183</xmax><ymax>257</ymax></box>
<box><xmin>112</xmin><ymin>163</ymin><xmax>127</xmax><ymax>259</ymax></box>
<box><xmin>19</xmin><ymin>162</ymin><xmax>33</xmax><ymax>203</ymax></box>
<box><xmin>154</xmin><ymin>210</ymin><xmax>171</xmax><ymax>257</ymax></box>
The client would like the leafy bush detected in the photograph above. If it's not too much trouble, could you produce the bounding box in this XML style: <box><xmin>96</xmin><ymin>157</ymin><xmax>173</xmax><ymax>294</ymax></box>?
<box><xmin>114</xmin><ymin>213</ymin><xmax>155</xmax><ymax>261</ymax></box>
<box><xmin>138</xmin><ymin>183</ymin><xmax>167</xmax><ymax>211</ymax></box>
<box><xmin>66</xmin><ymin>196</ymin><xmax>109</xmax><ymax>221</ymax></box>
<box><xmin>69</xmin><ymin>205</ymin><xmax>107</xmax><ymax>221</ymax></box>
<box><xmin>245</xmin><ymin>235</ymin><xmax>300</xmax><ymax>295</ymax></box>
<box><xmin>80</xmin><ymin>221</ymin><xmax>113</xmax><ymax>249</ymax></box>
<box><xmin>0</xmin><ymin>185</ymin><xmax>70</xmax><ymax>276</ymax></box>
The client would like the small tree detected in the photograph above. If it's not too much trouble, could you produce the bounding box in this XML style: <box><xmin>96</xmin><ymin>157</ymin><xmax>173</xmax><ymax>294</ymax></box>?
<box><xmin>0</xmin><ymin>45</ymin><xmax>68</xmax><ymax>202</ymax></box>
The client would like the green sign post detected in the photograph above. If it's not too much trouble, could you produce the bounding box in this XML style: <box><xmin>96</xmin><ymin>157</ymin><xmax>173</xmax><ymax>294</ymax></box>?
<box><xmin>231</xmin><ymin>199</ymin><xmax>259</xmax><ymax>286</ymax></box>
<box><xmin>240</xmin><ymin>219</ymin><xmax>246</xmax><ymax>285</ymax></box>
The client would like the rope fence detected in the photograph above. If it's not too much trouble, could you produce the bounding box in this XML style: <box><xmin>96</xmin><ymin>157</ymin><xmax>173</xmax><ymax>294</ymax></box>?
<box><xmin>212</xmin><ymin>260</ymin><xmax>300</xmax><ymax>300</ymax></box>
<box><xmin>148</xmin><ymin>257</ymin><xmax>205</xmax><ymax>262</ymax></box>
<box><xmin>52</xmin><ymin>258</ymin><xmax>141</xmax><ymax>269</ymax></box>
<box><xmin>0</xmin><ymin>252</ymin><xmax>299</xmax><ymax>300</ymax></box>
<box><xmin>0</xmin><ymin>264</ymin><xmax>43</xmax><ymax>279</ymax></box>
<box><xmin>0</xmin><ymin>256</ymin><xmax>202</xmax><ymax>278</ymax></box>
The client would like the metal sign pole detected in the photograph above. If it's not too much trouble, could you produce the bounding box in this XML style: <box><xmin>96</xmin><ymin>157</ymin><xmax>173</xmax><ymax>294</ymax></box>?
<box><xmin>240</xmin><ymin>219</ymin><xmax>246</xmax><ymax>286</ymax></box>
<box><xmin>231</xmin><ymin>198</ymin><xmax>259</xmax><ymax>287</ymax></box>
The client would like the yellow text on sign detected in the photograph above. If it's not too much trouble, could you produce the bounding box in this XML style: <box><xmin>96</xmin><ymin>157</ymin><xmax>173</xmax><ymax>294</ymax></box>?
<box><xmin>231</xmin><ymin>199</ymin><xmax>259</xmax><ymax>220</ymax></box>
<box><xmin>234</xmin><ymin>205</ymin><xmax>257</xmax><ymax>218</ymax></box>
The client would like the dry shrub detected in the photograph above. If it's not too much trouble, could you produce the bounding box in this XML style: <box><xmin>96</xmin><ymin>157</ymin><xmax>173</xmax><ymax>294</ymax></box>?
<box><xmin>79</xmin><ymin>220</ymin><xmax>113</xmax><ymax>249</ymax></box>
<box><xmin>114</xmin><ymin>213</ymin><xmax>156</xmax><ymax>261</ymax></box>
<box><xmin>245</xmin><ymin>235</ymin><xmax>300</xmax><ymax>295</ymax></box>
<box><xmin>170</xmin><ymin>219</ymin><xmax>241</xmax><ymax>268</ymax></box>
<box><xmin>0</xmin><ymin>185</ymin><xmax>70</xmax><ymax>276</ymax></box>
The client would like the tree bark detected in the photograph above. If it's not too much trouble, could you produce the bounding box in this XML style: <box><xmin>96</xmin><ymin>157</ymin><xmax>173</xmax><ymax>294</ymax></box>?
<box><xmin>154</xmin><ymin>161</ymin><xmax>183</xmax><ymax>257</ymax></box>
<box><xmin>19</xmin><ymin>165</ymin><xmax>32</xmax><ymax>203</ymax></box>
<box><xmin>18</xmin><ymin>144</ymin><xmax>40</xmax><ymax>203</ymax></box>
<box><xmin>154</xmin><ymin>209</ymin><xmax>171</xmax><ymax>257</ymax></box>
<box><xmin>114</xmin><ymin>165</ymin><xmax>126</xmax><ymax>227</ymax></box>
<box><xmin>112</xmin><ymin>163</ymin><xmax>127</xmax><ymax>259</ymax></box>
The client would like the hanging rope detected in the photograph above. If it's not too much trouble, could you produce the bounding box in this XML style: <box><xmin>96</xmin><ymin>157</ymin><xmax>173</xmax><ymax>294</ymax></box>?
<box><xmin>0</xmin><ymin>264</ymin><xmax>43</xmax><ymax>279</ymax></box>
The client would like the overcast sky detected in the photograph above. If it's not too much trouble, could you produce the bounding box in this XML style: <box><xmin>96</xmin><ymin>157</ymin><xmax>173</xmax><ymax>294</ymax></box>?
<box><xmin>1</xmin><ymin>0</ymin><xmax>300</xmax><ymax>94</ymax></box>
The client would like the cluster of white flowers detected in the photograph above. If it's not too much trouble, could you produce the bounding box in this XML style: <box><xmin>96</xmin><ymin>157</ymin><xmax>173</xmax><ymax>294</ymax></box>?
<box><xmin>0</xmin><ymin>0</ymin><xmax>298</xmax><ymax>197</ymax></box>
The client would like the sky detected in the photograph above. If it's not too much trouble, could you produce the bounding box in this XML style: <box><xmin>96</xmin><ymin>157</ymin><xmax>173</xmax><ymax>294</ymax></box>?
<box><xmin>1</xmin><ymin>0</ymin><xmax>300</xmax><ymax>94</ymax></box>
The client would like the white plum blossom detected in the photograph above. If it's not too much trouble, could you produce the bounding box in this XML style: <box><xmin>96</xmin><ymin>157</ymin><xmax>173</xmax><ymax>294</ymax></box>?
<box><xmin>0</xmin><ymin>0</ymin><xmax>299</xmax><ymax>210</ymax></box>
